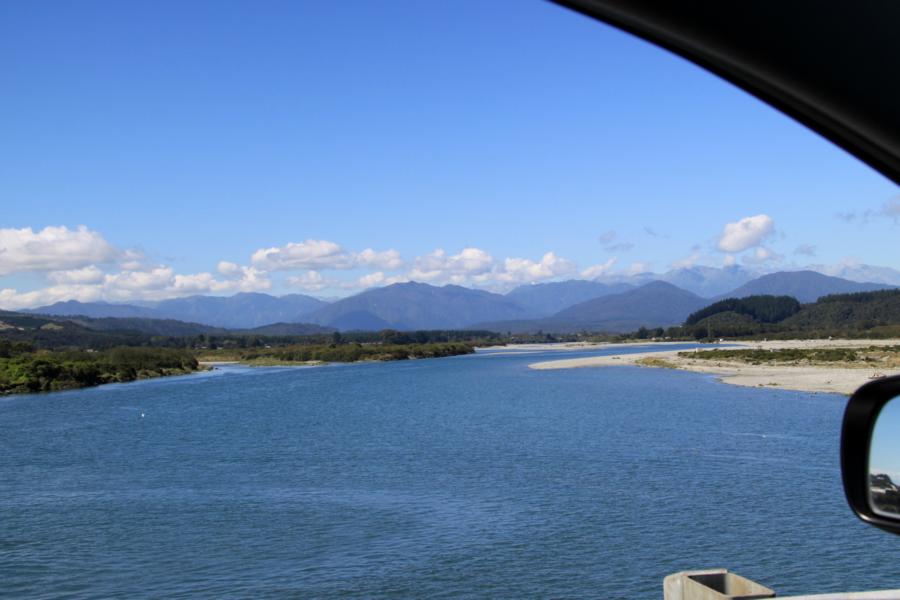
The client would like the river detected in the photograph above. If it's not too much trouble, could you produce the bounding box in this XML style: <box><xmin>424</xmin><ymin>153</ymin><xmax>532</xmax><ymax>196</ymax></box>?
<box><xmin>2</xmin><ymin>344</ymin><xmax>898</xmax><ymax>598</ymax></box>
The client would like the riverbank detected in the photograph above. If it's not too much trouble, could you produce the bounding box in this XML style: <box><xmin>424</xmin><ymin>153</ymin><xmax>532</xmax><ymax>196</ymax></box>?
<box><xmin>197</xmin><ymin>341</ymin><xmax>475</xmax><ymax>367</ymax></box>
<box><xmin>482</xmin><ymin>341</ymin><xmax>695</xmax><ymax>353</ymax></box>
<box><xmin>0</xmin><ymin>347</ymin><xmax>202</xmax><ymax>396</ymax></box>
<box><xmin>528</xmin><ymin>339</ymin><xmax>900</xmax><ymax>395</ymax></box>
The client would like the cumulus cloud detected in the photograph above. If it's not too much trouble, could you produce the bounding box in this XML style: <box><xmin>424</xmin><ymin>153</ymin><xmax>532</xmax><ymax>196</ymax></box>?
<box><xmin>47</xmin><ymin>265</ymin><xmax>105</xmax><ymax>285</ymax></box>
<box><xmin>217</xmin><ymin>261</ymin><xmax>242</xmax><ymax>277</ymax></box>
<box><xmin>723</xmin><ymin>254</ymin><xmax>737</xmax><ymax>267</ymax></box>
<box><xmin>250</xmin><ymin>240</ymin><xmax>405</xmax><ymax>273</ymax></box>
<box><xmin>446</xmin><ymin>247</ymin><xmax>494</xmax><ymax>273</ymax></box>
<box><xmin>626</xmin><ymin>261</ymin><xmax>652</xmax><ymax>275</ymax></box>
<box><xmin>409</xmin><ymin>247</ymin><xmax>495</xmax><ymax>282</ymax></box>
<box><xmin>286</xmin><ymin>270</ymin><xmax>332</xmax><ymax>291</ymax></box>
<box><xmin>251</xmin><ymin>239</ymin><xmax>354</xmax><ymax>271</ymax></box>
<box><xmin>118</xmin><ymin>248</ymin><xmax>147</xmax><ymax>271</ymax></box>
<box><xmin>671</xmin><ymin>252</ymin><xmax>701</xmax><ymax>270</ymax></box>
<box><xmin>492</xmin><ymin>252</ymin><xmax>577</xmax><ymax>284</ymax></box>
<box><xmin>0</xmin><ymin>225</ymin><xmax>117</xmax><ymax>276</ymax></box>
<box><xmin>581</xmin><ymin>258</ymin><xmax>618</xmax><ymax>280</ymax></box>
<box><xmin>288</xmin><ymin>270</ymin><xmax>407</xmax><ymax>291</ymax></box>
<box><xmin>0</xmin><ymin>284</ymin><xmax>105</xmax><ymax>310</ymax></box>
<box><xmin>356</xmin><ymin>248</ymin><xmax>404</xmax><ymax>270</ymax></box>
<box><xmin>104</xmin><ymin>267</ymin><xmax>174</xmax><ymax>292</ymax></box>
<box><xmin>0</xmin><ymin>263</ymin><xmax>272</xmax><ymax>310</ymax></box>
<box><xmin>716</xmin><ymin>214</ymin><xmax>775</xmax><ymax>253</ymax></box>
<box><xmin>355</xmin><ymin>271</ymin><xmax>408</xmax><ymax>289</ymax></box>
<box><xmin>740</xmin><ymin>246</ymin><xmax>781</xmax><ymax>266</ymax></box>
<box><xmin>172</xmin><ymin>265</ymin><xmax>270</xmax><ymax>295</ymax></box>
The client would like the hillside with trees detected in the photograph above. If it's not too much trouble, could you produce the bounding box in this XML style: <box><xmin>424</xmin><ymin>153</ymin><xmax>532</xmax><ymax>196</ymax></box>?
<box><xmin>0</xmin><ymin>341</ymin><xmax>199</xmax><ymax>395</ymax></box>
<box><xmin>667</xmin><ymin>290</ymin><xmax>900</xmax><ymax>340</ymax></box>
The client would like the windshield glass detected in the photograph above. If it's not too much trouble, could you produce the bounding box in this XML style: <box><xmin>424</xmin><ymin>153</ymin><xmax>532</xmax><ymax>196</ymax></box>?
<box><xmin>2</xmin><ymin>2</ymin><xmax>899</xmax><ymax>598</ymax></box>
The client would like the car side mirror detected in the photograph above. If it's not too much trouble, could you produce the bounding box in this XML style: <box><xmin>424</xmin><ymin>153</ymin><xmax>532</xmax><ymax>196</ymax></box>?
<box><xmin>841</xmin><ymin>375</ymin><xmax>900</xmax><ymax>535</ymax></box>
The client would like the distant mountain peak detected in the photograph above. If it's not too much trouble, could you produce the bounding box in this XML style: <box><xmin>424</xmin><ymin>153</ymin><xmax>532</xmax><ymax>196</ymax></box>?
<box><xmin>716</xmin><ymin>270</ymin><xmax>894</xmax><ymax>303</ymax></box>
<box><xmin>306</xmin><ymin>281</ymin><xmax>532</xmax><ymax>330</ymax></box>
<box><xmin>29</xmin><ymin>292</ymin><xmax>328</xmax><ymax>329</ymax></box>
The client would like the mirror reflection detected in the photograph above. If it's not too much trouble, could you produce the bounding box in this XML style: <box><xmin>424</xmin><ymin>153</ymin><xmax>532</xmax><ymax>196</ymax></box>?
<box><xmin>869</xmin><ymin>397</ymin><xmax>900</xmax><ymax>518</ymax></box>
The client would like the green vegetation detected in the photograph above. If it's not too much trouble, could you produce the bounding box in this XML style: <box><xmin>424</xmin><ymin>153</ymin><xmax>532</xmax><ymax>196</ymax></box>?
<box><xmin>0</xmin><ymin>342</ymin><xmax>199</xmax><ymax>395</ymax></box>
<box><xmin>635</xmin><ymin>356</ymin><xmax>678</xmax><ymax>369</ymax></box>
<box><xmin>0</xmin><ymin>314</ymin><xmax>491</xmax><ymax>394</ymax></box>
<box><xmin>685</xmin><ymin>295</ymin><xmax>800</xmax><ymax>325</ymax></box>
<box><xmin>203</xmin><ymin>342</ymin><xmax>476</xmax><ymax>365</ymax></box>
<box><xmin>678</xmin><ymin>345</ymin><xmax>900</xmax><ymax>367</ymax></box>
<box><xmin>619</xmin><ymin>290</ymin><xmax>900</xmax><ymax>341</ymax></box>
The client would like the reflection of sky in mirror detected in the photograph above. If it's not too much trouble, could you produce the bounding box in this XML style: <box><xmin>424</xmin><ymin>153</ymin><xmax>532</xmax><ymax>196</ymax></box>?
<box><xmin>870</xmin><ymin>398</ymin><xmax>900</xmax><ymax>482</ymax></box>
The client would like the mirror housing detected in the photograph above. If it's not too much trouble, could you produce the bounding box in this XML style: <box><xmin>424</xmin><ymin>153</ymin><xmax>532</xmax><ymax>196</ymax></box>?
<box><xmin>841</xmin><ymin>374</ymin><xmax>900</xmax><ymax>535</ymax></box>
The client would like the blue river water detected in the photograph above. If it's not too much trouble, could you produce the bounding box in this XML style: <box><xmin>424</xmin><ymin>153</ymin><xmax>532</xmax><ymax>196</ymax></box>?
<box><xmin>2</xmin><ymin>344</ymin><xmax>899</xmax><ymax>598</ymax></box>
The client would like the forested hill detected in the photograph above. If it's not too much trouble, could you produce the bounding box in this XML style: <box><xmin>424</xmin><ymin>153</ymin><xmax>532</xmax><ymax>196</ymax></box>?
<box><xmin>672</xmin><ymin>290</ymin><xmax>900</xmax><ymax>339</ymax></box>
<box><xmin>781</xmin><ymin>289</ymin><xmax>900</xmax><ymax>331</ymax></box>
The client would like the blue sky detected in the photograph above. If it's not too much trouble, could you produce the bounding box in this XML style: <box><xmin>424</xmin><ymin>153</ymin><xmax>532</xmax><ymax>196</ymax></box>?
<box><xmin>871</xmin><ymin>399</ymin><xmax>900</xmax><ymax>484</ymax></box>
<box><xmin>1</xmin><ymin>0</ymin><xmax>897</xmax><ymax>307</ymax></box>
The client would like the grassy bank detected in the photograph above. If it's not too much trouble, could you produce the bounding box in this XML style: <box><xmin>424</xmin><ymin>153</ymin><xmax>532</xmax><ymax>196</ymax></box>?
<box><xmin>198</xmin><ymin>341</ymin><xmax>476</xmax><ymax>365</ymax></box>
<box><xmin>678</xmin><ymin>345</ymin><xmax>900</xmax><ymax>368</ymax></box>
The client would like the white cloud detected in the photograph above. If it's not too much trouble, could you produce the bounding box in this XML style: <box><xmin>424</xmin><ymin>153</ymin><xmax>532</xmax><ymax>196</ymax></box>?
<box><xmin>755</xmin><ymin>247</ymin><xmax>774</xmax><ymax>261</ymax></box>
<box><xmin>251</xmin><ymin>239</ymin><xmax>354</xmax><ymax>271</ymax></box>
<box><xmin>119</xmin><ymin>248</ymin><xmax>147</xmax><ymax>271</ymax></box>
<box><xmin>723</xmin><ymin>254</ymin><xmax>737</xmax><ymax>267</ymax></box>
<box><xmin>405</xmin><ymin>248</ymin><xmax>578</xmax><ymax>289</ymax></box>
<box><xmin>286</xmin><ymin>270</ymin><xmax>331</xmax><ymax>291</ymax></box>
<box><xmin>716</xmin><ymin>214</ymin><xmax>775</xmax><ymax>253</ymax></box>
<box><xmin>356</xmin><ymin>248</ymin><xmax>404</xmax><ymax>270</ymax></box>
<box><xmin>626</xmin><ymin>261</ymin><xmax>652</xmax><ymax>275</ymax></box>
<box><xmin>581</xmin><ymin>258</ymin><xmax>618</xmax><ymax>279</ymax></box>
<box><xmin>409</xmin><ymin>247</ymin><xmax>495</xmax><ymax>282</ymax></box>
<box><xmin>104</xmin><ymin>267</ymin><xmax>174</xmax><ymax>291</ymax></box>
<box><xmin>355</xmin><ymin>271</ymin><xmax>408</xmax><ymax>289</ymax></box>
<box><xmin>741</xmin><ymin>246</ymin><xmax>781</xmax><ymax>266</ymax></box>
<box><xmin>495</xmin><ymin>252</ymin><xmax>577</xmax><ymax>284</ymax></box>
<box><xmin>0</xmin><ymin>284</ymin><xmax>105</xmax><ymax>310</ymax></box>
<box><xmin>172</xmin><ymin>266</ymin><xmax>270</xmax><ymax>295</ymax></box>
<box><xmin>47</xmin><ymin>265</ymin><xmax>105</xmax><ymax>285</ymax></box>
<box><xmin>217</xmin><ymin>261</ymin><xmax>242</xmax><ymax>277</ymax></box>
<box><xmin>249</xmin><ymin>240</ymin><xmax>406</xmax><ymax>273</ymax></box>
<box><xmin>0</xmin><ymin>263</ymin><xmax>272</xmax><ymax>310</ymax></box>
<box><xmin>794</xmin><ymin>244</ymin><xmax>817</xmax><ymax>257</ymax></box>
<box><xmin>0</xmin><ymin>225</ymin><xmax>117</xmax><ymax>276</ymax></box>
<box><xmin>671</xmin><ymin>252</ymin><xmax>701</xmax><ymax>270</ymax></box>
<box><xmin>448</xmin><ymin>247</ymin><xmax>494</xmax><ymax>273</ymax></box>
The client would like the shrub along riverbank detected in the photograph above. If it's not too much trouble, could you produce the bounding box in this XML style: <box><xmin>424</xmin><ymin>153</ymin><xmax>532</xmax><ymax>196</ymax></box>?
<box><xmin>0</xmin><ymin>338</ymin><xmax>476</xmax><ymax>395</ymax></box>
<box><xmin>678</xmin><ymin>345</ymin><xmax>900</xmax><ymax>367</ymax></box>
<box><xmin>200</xmin><ymin>341</ymin><xmax>476</xmax><ymax>365</ymax></box>
<box><xmin>0</xmin><ymin>342</ymin><xmax>200</xmax><ymax>395</ymax></box>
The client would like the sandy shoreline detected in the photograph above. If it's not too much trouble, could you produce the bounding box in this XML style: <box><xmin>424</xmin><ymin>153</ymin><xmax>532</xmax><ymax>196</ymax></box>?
<box><xmin>527</xmin><ymin>339</ymin><xmax>900</xmax><ymax>395</ymax></box>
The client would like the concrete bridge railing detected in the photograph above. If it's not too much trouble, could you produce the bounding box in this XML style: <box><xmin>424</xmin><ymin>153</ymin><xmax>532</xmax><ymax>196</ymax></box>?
<box><xmin>664</xmin><ymin>569</ymin><xmax>900</xmax><ymax>600</ymax></box>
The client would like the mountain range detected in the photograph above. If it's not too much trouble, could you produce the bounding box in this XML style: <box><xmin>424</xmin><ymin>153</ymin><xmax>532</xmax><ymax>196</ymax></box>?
<box><xmin>22</xmin><ymin>268</ymin><xmax>898</xmax><ymax>334</ymax></box>
<box><xmin>305</xmin><ymin>282</ymin><xmax>533</xmax><ymax>330</ymax></box>
<box><xmin>710</xmin><ymin>270</ymin><xmax>894</xmax><ymax>303</ymax></box>
<box><xmin>505</xmin><ymin>280</ymin><xmax>634</xmax><ymax>316</ymax></box>
<box><xmin>476</xmin><ymin>281</ymin><xmax>708</xmax><ymax>333</ymax></box>
<box><xmin>29</xmin><ymin>292</ymin><xmax>328</xmax><ymax>329</ymax></box>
